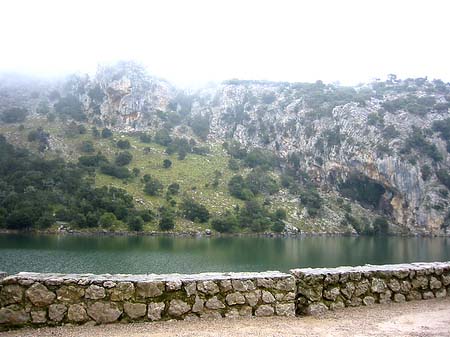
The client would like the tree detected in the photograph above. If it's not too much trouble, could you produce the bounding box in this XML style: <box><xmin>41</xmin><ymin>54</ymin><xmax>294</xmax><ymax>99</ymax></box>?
<box><xmin>211</xmin><ymin>212</ymin><xmax>237</xmax><ymax>233</ymax></box>
<box><xmin>373</xmin><ymin>217</ymin><xmax>389</xmax><ymax>235</ymax></box>
<box><xmin>159</xmin><ymin>206</ymin><xmax>175</xmax><ymax>231</ymax></box>
<box><xmin>98</xmin><ymin>212</ymin><xmax>117</xmax><ymax>228</ymax></box>
<box><xmin>180</xmin><ymin>198</ymin><xmax>210</xmax><ymax>223</ymax></box>
<box><xmin>128</xmin><ymin>216</ymin><xmax>144</xmax><ymax>231</ymax></box>
<box><xmin>167</xmin><ymin>183</ymin><xmax>180</xmax><ymax>195</ymax></box>
<box><xmin>144</xmin><ymin>177</ymin><xmax>164</xmax><ymax>196</ymax></box>
<box><xmin>178</xmin><ymin>148</ymin><xmax>187</xmax><ymax>160</ymax></box>
<box><xmin>154</xmin><ymin>129</ymin><xmax>172</xmax><ymax>146</ymax></box>
<box><xmin>139</xmin><ymin>133</ymin><xmax>152</xmax><ymax>143</ymax></box>
<box><xmin>115</xmin><ymin>151</ymin><xmax>133</xmax><ymax>166</ymax></box>
<box><xmin>163</xmin><ymin>159</ymin><xmax>172</xmax><ymax>169</ymax></box>
<box><xmin>117</xmin><ymin>139</ymin><xmax>131</xmax><ymax>149</ymax></box>
<box><xmin>101</xmin><ymin>128</ymin><xmax>113</xmax><ymax>138</ymax></box>
<box><xmin>1</xmin><ymin>108</ymin><xmax>28</xmax><ymax>123</ymax></box>
<box><xmin>80</xmin><ymin>141</ymin><xmax>95</xmax><ymax>153</ymax></box>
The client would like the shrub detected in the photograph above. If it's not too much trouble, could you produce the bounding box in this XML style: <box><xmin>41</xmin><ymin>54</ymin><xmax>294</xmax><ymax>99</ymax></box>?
<box><xmin>143</xmin><ymin>177</ymin><xmax>164</xmax><ymax>196</ymax></box>
<box><xmin>163</xmin><ymin>159</ymin><xmax>172</xmax><ymax>168</ymax></box>
<box><xmin>100</xmin><ymin>164</ymin><xmax>131</xmax><ymax>179</ymax></box>
<box><xmin>128</xmin><ymin>216</ymin><xmax>144</xmax><ymax>231</ymax></box>
<box><xmin>101</xmin><ymin>128</ymin><xmax>113</xmax><ymax>138</ymax></box>
<box><xmin>117</xmin><ymin>139</ymin><xmax>131</xmax><ymax>149</ymax></box>
<box><xmin>1</xmin><ymin>108</ymin><xmax>28</xmax><ymax>123</ymax></box>
<box><xmin>373</xmin><ymin>217</ymin><xmax>389</xmax><ymax>235</ymax></box>
<box><xmin>180</xmin><ymin>199</ymin><xmax>210</xmax><ymax>223</ymax></box>
<box><xmin>159</xmin><ymin>206</ymin><xmax>175</xmax><ymax>231</ymax></box>
<box><xmin>167</xmin><ymin>183</ymin><xmax>180</xmax><ymax>195</ymax></box>
<box><xmin>98</xmin><ymin>212</ymin><xmax>117</xmax><ymax>228</ymax></box>
<box><xmin>139</xmin><ymin>133</ymin><xmax>152</xmax><ymax>143</ymax></box>
<box><xmin>115</xmin><ymin>151</ymin><xmax>133</xmax><ymax>166</ymax></box>
<box><xmin>211</xmin><ymin>213</ymin><xmax>237</xmax><ymax>233</ymax></box>
<box><xmin>80</xmin><ymin>141</ymin><xmax>95</xmax><ymax>153</ymax></box>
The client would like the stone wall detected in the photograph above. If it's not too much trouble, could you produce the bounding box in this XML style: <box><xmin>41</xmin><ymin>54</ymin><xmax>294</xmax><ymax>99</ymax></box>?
<box><xmin>0</xmin><ymin>271</ymin><xmax>295</xmax><ymax>329</ymax></box>
<box><xmin>291</xmin><ymin>262</ymin><xmax>450</xmax><ymax>315</ymax></box>
<box><xmin>2</xmin><ymin>262</ymin><xmax>450</xmax><ymax>329</ymax></box>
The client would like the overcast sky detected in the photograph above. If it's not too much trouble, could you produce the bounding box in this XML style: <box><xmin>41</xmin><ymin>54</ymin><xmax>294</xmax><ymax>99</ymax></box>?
<box><xmin>1</xmin><ymin>0</ymin><xmax>449</xmax><ymax>86</ymax></box>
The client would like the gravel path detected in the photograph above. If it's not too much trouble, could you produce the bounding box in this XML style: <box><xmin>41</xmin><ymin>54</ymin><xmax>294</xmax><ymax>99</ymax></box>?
<box><xmin>2</xmin><ymin>297</ymin><xmax>450</xmax><ymax>337</ymax></box>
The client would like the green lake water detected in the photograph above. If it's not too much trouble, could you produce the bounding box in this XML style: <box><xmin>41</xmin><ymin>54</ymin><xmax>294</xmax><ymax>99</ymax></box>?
<box><xmin>0</xmin><ymin>234</ymin><xmax>449</xmax><ymax>275</ymax></box>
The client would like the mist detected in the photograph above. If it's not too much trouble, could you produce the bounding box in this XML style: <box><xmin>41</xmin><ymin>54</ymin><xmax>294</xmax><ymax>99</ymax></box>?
<box><xmin>1</xmin><ymin>0</ymin><xmax>450</xmax><ymax>87</ymax></box>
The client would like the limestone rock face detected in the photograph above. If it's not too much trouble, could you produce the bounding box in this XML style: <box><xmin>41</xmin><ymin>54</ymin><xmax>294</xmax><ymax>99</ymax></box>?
<box><xmin>87</xmin><ymin>302</ymin><xmax>122</xmax><ymax>323</ymax></box>
<box><xmin>26</xmin><ymin>283</ymin><xmax>56</xmax><ymax>307</ymax></box>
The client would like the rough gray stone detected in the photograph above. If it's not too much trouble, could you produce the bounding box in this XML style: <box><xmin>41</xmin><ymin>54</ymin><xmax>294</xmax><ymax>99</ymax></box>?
<box><xmin>110</xmin><ymin>282</ymin><xmax>134</xmax><ymax>301</ymax></box>
<box><xmin>371</xmin><ymin>278</ymin><xmax>386</xmax><ymax>293</ymax></box>
<box><xmin>435</xmin><ymin>288</ymin><xmax>447</xmax><ymax>298</ymax></box>
<box><xmin>406</xmin><ymin>290</ymin><xmax>422</xmax><ymax>301</ymax></box>
<box><xmin>354</xmin><ymin>279</ymin><xmax>370</xmax><ymax>297</ymax></box>
<box><xmin>276</xmin><ymin>278</ymin><xmax>295</xmax><ymax>291</ymax></box>
<box><xmin>388</xmin><ymin>279</ymin><xmax>401</xmax><ymax>292</ymax></box>
<box><xmin>205</xmin><ymin>296</ymin><xmax>225</xmax><ymax>310</ymax></box>
<box><xmin>184</xmin><ymin>282</ymin><xmax>197</xmax><ymax>297</ymax></box>
<box><xmin>136</xmin><ymin>281</ymin><xmax>164</xmax><ymax>298</ymax></box>
<box><xmin>275</xmin><ymin>303</ymin><xmax>295</xmax><ymax>316</ymax></box>
<box><xmin>68</xmin><ymin>304</ymin><xmax>88</xmax><ymax>323</ymax></box>
<box><xmin>231</xmin><ymin>280</ymin><xmax>248</xmax><ymax>292</ymax></box>
<box><xmin>26</xmin><ymin>283</ymin><xmax>56</xmax><ymax>307</ymax></box>
<box><xmin>48</xmin><ymin>304</ymin><xmax>67</xmax><ymax>322</ymax></box>
<box><xmin>442</xmin><ymin>274</ymin><xmax>450</xmax><ymax>286</ymax></box>
<box><xmin>226</xmin><ymin>292</ymin><xmax>246</xmax><ymax>305</ymax></box>
<box><xmin>200</xmin><ymin>310</ymin><xmax>222</xmax><ymax>319</ymax></box>
<box><xmin>31</xmin><ymin>310</ymin><xmax>47</xmax><ymax>324</ymax></box>
<box><xmin>239</xmin><ymin>305</ymin><xmax>253</xmax><ymax>317</ymax></box>
<box><xmin>306</xmin><ymin>303</ymin><xmax>328</xmax><ymax>315</ymax></box>
<box><xmin>56</xmin><ymin>285</ymin><xmax>84</xmax><ymax>303</ymax></box>
<box><xmin>429</xmin><ymin>276</ymin><xmax>442</xmax><ymax>290</ymax></box>
<box><xmin>245</xmin><ymin>290</ymin><xmax>261</xmax><ymax>307</ymax></box>
<box><xmin>148</xmin><ymin>302</ymin><xmax>165</xmax><ymax>321</ymax></box>
<box><xmin>347</xmin><ymin>297</ymin><xmax>363</xmax><ymax>307</ymax></box>
<box><xmin>298</xmin><ymin>285</ymin><xmax>323</xmax><ymax>302</ymax></box>
<box><xmin>341</xmin><ymin>282</ymin><xmax>355</xmax><ymax>299</ymax></box>
<box><xmin>0</xmin><ymin>285</ymin><xmax>23</xmax><ymax>305</ymax></box>
<box><xmin>225</xmin><ymin>309</ymin><xmax>240</xmax><ymax>318</ymax></box>
<box><xmin>192</xmin><ymin>296</ymin><xmax>204</xmax><ymax>313</ymax></box>
<box><xmin>379</xmin><ymin>290</ymin><xmax>392</xmax><ymax>304</ymax></box>
<box><xmin>329</xmin><ymin>300</ymin><xmax>345</xmax><ymax>310</ymax></box>
<box><xmin>255</xmin><ymin>304</ymin><xmax>274</xmax><ymax>317</ymax></box>
<box><xmin>168</xmin><ymin>299</ymin><xmax>190</xmax><ymax>317</ymax></box>
<box><xmin>423</xmin><ymin>291</ymin><xmax>435</xmax><ymax>300</ymax></box>
<box><xmin>166</xmin><ymin>280</ymin><xmax>182</xmax><ymax>291</ymax></box>
<box><xmin>124</xmin><ymin>302</ymin><xmax>146</xmax><ymax>319</ymax></box>
<box><xmin>0</xmin><ymin>305</ymin><xmax>30</xmax><ymax>325</ymax></box>
<box><xmin>393</xmin><ymin>293</ymin><xmax>406</xmax><ymax>303</ymax></box>
<box><xmin>363</xmin><ymin>296</ymin><xmax>375</xmax><ymax>306</ymax></box>
<box><xmin>85</xmin><ymin>285</ymin><xmax>106</xmax><ymax>300</ymax></box>
<box><xmin>197</xmin><ymin>280</ymin><xmax>219</xmax><ymax>295</ymax></box>
<box><xmin>219</xmin><ymin>280</ymin><xmax>232</xmax><ymax>292</ymax></box>
<box><xmin>103</xmin><ymin>281</ymin><xmax>116</xmax><ymax>289</ymax></box>
<box><xmin>412</xmin><ymin>276</ymin><xmax>428</xmax><ymax>289</ymax></box>
<box><xmin>261</xmin><ymin>290</ymin><xmax>275</xmax><ymax>304</ymax></box>
<box><xmin>87</xmin><ymin>302</ymin><xmax>122</xmax><ymax>323</ymax></box>
<box><xmin>256</xmin><ymin>278</ymin><xmax>274</xmax><ymax>288</ymax></box>
<box><xmin>400</xmin><ymin>280</ymin><xmax>412</xmax><ymax>294</ymax></box>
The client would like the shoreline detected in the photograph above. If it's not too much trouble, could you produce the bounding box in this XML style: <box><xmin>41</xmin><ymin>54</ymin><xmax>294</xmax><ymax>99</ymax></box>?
<box><xmin>0</xmin><ymin>228</ymin><xmax>449</xmax><ymax>238</ymax></box>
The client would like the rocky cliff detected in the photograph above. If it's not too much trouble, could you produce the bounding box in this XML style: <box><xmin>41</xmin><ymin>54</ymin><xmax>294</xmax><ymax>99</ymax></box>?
<box><xmin>1</xmin><ymin>63</ymin><xmax>450</xmax><ymax>235</ymax></box>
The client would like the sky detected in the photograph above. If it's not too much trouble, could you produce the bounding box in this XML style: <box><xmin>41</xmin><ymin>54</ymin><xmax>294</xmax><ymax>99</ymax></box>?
<box><xmin>1</xmin><ymin>0</ymin><xmax>449</xmax><ymax>87</ymax></box>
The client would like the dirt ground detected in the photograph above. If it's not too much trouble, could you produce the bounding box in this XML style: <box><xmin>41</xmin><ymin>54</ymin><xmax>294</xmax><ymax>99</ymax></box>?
<box><xmin>1</xmin><ymin>297</ymin><xmax>450</xmax><ymax>337</ymax></box>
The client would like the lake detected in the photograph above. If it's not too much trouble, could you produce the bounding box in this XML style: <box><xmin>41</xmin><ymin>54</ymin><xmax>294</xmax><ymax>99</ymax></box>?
<box><xmin>1</xmin><ymin>234</ymin><xmax>449</xmax><ymax>275</ymax></box>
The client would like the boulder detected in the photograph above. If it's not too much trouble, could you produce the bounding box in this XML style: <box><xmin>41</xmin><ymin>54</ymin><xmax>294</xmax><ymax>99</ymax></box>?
<box><xmin>68</xmin><ymin>304</ymin><xmax>88</xmax><ymax>323</ymax></box>
<box><xmin>56</xmin><ymin>285</ymin><xmax>84</xmax><ymax>303</ymax></box>
<box><xmin>168</xmin><ymin>299</ymin><xmax>190</xmax><ymax>317</ymax></box>
<box><xmin>148</xmin><ymin>302</ymin><xmax>165</xmax><ymax>321</ymax></box>
<box><xmin>226</xmin><ymin>292</ymin><xmax>246</xmax><ymax>305</ymax></box>
<box><xmin>49</xmin><ymin>304</ymin><xmax>67</xmax><ymax>322</ymax></box>
<box><xmin>0</xmin><ymin>285</ymin><xmax>24</xmax><ymax>305</ymax></box>
<box><xmin>255</xmin><ymin>304</ymin><xmax>274</xmax><ymax>317</ymax></box>
<box><xmin>124</xmin><ymin>302</ymin><xmax>146</xmax><ymax>319</ymax></box>
<box><xmin>85</xmin><ymin>285</ymin><xmax>106</xmax><ymax>300</ymax></box>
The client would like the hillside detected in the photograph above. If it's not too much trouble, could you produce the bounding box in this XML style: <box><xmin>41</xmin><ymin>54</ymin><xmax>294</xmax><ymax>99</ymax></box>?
<box><xmin>1</xmin><ymin>63</ymin><xmax>450</xmax><ymax>235</ymax></box>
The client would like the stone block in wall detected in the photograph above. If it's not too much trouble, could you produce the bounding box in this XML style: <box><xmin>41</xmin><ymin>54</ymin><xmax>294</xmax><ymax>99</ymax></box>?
<box><xmin>87</xmin><ymin>302</ymin><xmax>122</xmax><ymax>323</ymax></box>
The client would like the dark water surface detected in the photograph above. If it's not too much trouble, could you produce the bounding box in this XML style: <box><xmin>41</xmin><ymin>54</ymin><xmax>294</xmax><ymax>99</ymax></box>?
<box><xmin>0</xmin><ymin>234</ymin><xmax>449</xmax><ymax>275</ymax></box>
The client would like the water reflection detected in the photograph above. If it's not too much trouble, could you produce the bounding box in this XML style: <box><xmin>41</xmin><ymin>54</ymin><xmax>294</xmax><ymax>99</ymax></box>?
<box><xmin>0</xmin><ymin>234</ymin><xmax>449</xmax><ymax>274</ymax></box>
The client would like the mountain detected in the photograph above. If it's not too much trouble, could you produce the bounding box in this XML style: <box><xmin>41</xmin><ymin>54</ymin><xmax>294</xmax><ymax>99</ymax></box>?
<box><xmin>1</xmin><ymin>62</ymin><xmax>450</xmax><ymax>235</ymax></box>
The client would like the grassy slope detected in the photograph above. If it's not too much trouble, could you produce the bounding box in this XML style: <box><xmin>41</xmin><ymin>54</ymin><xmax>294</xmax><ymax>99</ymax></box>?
<box><xmin>0</xmin><ymin>116</ymin><xmax>364</xmax><ymax>234</ymax></box>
